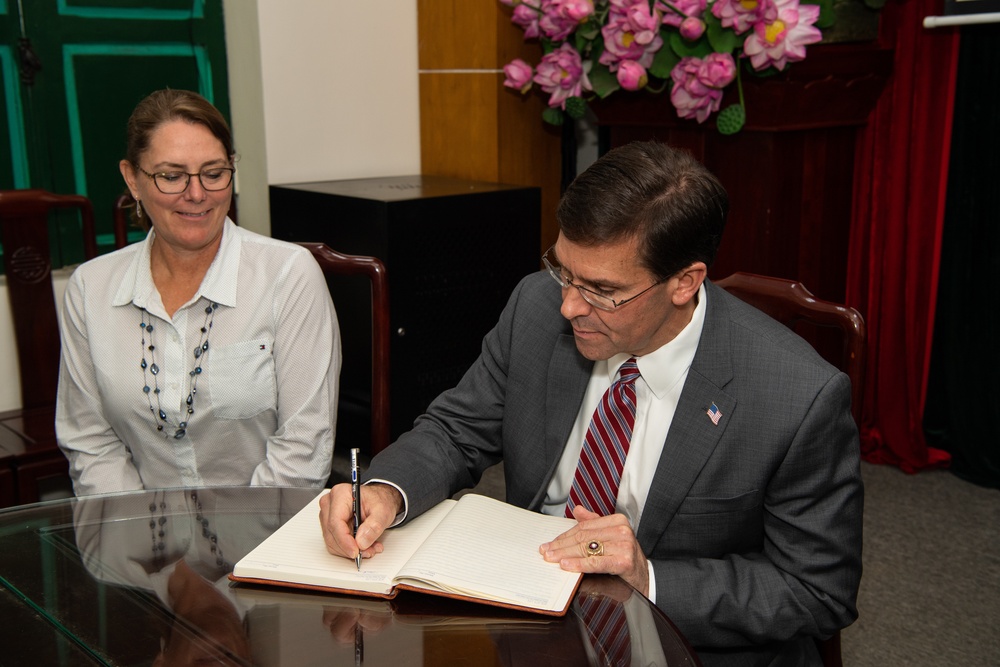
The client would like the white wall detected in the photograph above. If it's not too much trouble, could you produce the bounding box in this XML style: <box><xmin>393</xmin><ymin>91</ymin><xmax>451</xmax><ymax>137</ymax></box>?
<box><xmin>0</xmin><ymin>0</ymin><xmax>422</xmax><ymax>412</ymax></box>
<box><xmin>257</xmin><ymin>0</ymin><xmax>421</xmax><ymax>186</ymax></box>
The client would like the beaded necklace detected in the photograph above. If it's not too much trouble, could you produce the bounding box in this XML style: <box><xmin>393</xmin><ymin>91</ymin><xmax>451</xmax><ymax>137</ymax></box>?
<box><xmin>140</xmin><ymin>302</ymin><xmax>218</xmax><ymax>439</ymax></box>
<box><xmin>149</xmin><ymin>491</ymin><xmax>226</xmax><ymax>568</ymax></box>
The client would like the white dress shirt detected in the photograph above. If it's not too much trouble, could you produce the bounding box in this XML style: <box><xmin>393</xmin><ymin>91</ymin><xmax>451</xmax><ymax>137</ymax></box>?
<box><xmin>56</xmin><ymin>219</ymin><xmax>341</xmax><ymax>495</ymax></box>
<box><xmin>543</xmin><ymin>284</ymin><xmax>707</xmax><ymax>598</ymax></box>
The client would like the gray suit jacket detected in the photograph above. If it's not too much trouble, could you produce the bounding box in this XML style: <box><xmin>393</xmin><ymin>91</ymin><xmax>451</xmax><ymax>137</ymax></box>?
<box><xmin>368</xmin><ymin>273</ymin><xmax>862</xmax><ymax>659</ymax></box>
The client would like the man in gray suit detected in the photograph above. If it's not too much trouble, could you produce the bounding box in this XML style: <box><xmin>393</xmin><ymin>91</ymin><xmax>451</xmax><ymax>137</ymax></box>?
<box><xmin>320</xmin><ymin>141</ymin><xmax>862</xmax><ymax>664</ymax></box>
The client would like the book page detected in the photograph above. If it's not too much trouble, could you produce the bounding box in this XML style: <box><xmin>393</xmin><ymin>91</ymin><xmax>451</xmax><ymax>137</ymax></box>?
<box><xmin>394</xmin><ymin>494</ymin><xmax>581</xmax><ymax>612</ymax></box>
<box><xmin>233</xmin><ymin>492</ymin><xmax>455</xmax><ymax>595</ymax></box>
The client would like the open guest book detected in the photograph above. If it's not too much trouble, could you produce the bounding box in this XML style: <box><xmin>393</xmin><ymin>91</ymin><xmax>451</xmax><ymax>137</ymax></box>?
<box><xmin>230</xmin><ymin>492</ymin><xmax>583</xmax><ymax>616</ymax></box>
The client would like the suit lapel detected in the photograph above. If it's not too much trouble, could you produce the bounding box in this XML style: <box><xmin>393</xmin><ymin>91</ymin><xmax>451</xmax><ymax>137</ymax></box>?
<box><xmin>637</xmin><ymin>281</ymin><xmax>737</xmax><ymax>552</ymax></box>
<box><xmin>527</xmin><ymin>334</ymin><xmax>591</xmax><ymax>509</ymax></box>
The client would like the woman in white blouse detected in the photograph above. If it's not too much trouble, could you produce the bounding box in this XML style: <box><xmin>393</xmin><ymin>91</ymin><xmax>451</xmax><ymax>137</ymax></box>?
<box><xmin>56</xmin><ymin>89</ymin><xmax>341</xmax><ymax>495</ymax></box>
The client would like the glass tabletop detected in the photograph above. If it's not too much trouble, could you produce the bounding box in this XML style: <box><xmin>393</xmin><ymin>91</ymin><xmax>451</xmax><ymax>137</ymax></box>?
<box><xmin>0</xmin><ymin>487</ymin><xmax>701</xmax><ymax>666</ymax></box>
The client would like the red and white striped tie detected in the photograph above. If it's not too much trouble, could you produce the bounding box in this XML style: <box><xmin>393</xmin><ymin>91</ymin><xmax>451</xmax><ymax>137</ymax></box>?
<box><xmin>566</xmin><ymin>358</ymin><xmax>640</xmax><ymax>518</ymax></box>
<box><xmin>580</xmin><ymin>594</ymin><xmax>632</xmax><ymax>666</ymax></box>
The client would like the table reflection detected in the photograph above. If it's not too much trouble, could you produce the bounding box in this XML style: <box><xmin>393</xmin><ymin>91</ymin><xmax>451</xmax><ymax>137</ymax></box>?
<box><xmin>72</xmin><ymin>488</ymin><xmax>304</xmax><ymax>666</ymax></box>
<box><xmin>0</xmin><ymin>488</ymin><xmax>700</xmax><ymax>666</ymax></box>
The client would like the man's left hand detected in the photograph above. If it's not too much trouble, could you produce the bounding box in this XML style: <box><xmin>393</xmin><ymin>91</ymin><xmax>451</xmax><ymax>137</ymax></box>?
<box><xmin>540</xmin><ymin>506</ymin><xmax>649</xmax><ymax>596</ymax></box>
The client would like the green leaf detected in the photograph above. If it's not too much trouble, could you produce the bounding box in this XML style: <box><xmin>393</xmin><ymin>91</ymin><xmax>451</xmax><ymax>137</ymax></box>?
<box><xmin>716</xmin><ymin>104</ymin><xmax>746</xmax><ymax>135</ymax></box>
<box><xmin>747</xmin><ymin>60</ymin><xmax>779</xmax><ymax>78</ymax></box>
<box><xmin>576</xmin><ymin>18</ymin><xmax>600</xmax><ymax>42</ymax></box>
<box><xmin>802</xmin><ymin>0</ymin><xmax>835</xmax><ymax>29</ymax></box>
<box><xmin>669</xmin><ymin>30</ymin><xmax>713</xmax><ymax>59</ymax></box>
<box><xmin>564</xmin><ymin>96</ymin><xmax>588</xmax><ymax>120</ymax></box>
<box><xmin>705</xmin><ymin>14</ymin><xmax>740</xmax><ymax>54</ymax></box>
<box><xmin>649</xmin><ymin>42</ymin><xmax>680</xmax><ymax>80</ymax></box>
<box><xmin>589</xmin><ymin>62</ymin><xmax>621</xmax><ymax>99</ymax></box>
<box><xmin>542</xmin><ymin>107</ymin><xmax>565</xmax><ymax>126</ymax></box>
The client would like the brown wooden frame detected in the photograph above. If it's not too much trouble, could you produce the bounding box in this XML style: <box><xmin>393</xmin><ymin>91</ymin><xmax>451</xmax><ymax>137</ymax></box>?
<box><xmin>0</xmin><ymin>189</ymin><xmax>99</xmax><ymax>505</ymax></box>
<box><xmin>298</xmin><ymin>242</ymin><xmax>391</xmax><ymax>456</ymax></box>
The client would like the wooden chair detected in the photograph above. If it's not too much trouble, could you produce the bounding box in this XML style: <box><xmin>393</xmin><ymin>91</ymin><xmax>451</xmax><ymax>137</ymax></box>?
<box><xmin>0</xmin><ymin>189</ymin><xmax>99</xmax><ymax>505</ymax></box>
<box><xmin>715</xmin><ymin>271</ymin><xmax>866</xmax><ymax>667</ymax></box>
<box><xmin>297</xmin><ymin>242</ymin><xmax>391</xmax><ymax>456</ymax></box>
<box><xmin>714</xmin><ymin>272</ymin><xmax>866</xmax><ymax>428</ymax></box>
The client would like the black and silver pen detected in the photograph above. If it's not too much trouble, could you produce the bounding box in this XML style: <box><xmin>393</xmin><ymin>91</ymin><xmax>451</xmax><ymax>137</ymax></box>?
<box><xmin>351</xmin><ymin>447</ymin><xmax>362</xmax><ymax>571</ymax></box>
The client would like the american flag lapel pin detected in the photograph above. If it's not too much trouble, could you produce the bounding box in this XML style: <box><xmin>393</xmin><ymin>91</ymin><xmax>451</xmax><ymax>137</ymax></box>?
<box><xmin>707</xmin><ymin>402</ymin><xmax>722</xmax><ymax>426</ymax></box>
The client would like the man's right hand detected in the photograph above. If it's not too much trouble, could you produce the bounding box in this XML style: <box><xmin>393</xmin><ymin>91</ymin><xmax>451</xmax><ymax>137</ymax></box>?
<box><xmin>318</xmin><ymin>483</ymin><xmax>404</xmax><ymax>562</ymax></box>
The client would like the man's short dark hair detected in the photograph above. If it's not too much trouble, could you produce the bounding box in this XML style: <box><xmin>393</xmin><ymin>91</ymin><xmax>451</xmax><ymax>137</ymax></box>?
<box><xmin>557</xmin><ymin>141</ymin><xmax>729</xmax><ymax>280</ymax></box>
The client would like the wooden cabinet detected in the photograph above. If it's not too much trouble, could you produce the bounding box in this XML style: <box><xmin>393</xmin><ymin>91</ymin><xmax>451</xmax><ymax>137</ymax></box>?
<box><xmin>270</xmin><ymin>176</ymin><xmax>541</xmax><ymax>452</ymax></box>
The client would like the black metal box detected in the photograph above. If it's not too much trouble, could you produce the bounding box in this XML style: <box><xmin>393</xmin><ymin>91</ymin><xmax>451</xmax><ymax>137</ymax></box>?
<box><xmin>269</xmin><ymin>175</ymin><xmax>541</xmax><ymax>452</ymax></box>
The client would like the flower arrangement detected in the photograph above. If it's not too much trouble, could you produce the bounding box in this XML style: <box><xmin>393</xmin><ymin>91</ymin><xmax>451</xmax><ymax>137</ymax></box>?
<box><xmin>500</xmin><ymin>0</ymin><xmax>834</xmax><ymax>134</ymax></box>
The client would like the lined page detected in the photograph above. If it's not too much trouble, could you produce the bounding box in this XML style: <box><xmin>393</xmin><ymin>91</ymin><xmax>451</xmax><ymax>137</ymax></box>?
<box><xmin>233</xmin><ymin>492</ymin><xmax>455</xmax><ymax>594</ymax></box>
<box><xmin>395</xmin><ymin>494</ymin><xmax>580</xmax><ymax>612</ymax></box>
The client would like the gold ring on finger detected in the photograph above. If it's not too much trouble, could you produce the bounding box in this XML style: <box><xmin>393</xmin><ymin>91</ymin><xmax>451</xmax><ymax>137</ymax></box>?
<box><xmin>585</xmin><ymin>540</ymin><xmax>604</xmax><ymax>557</ymax></box>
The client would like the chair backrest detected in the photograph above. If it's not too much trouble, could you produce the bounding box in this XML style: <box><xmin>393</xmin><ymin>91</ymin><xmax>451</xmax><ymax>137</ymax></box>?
<box><xmin>0</xmin><ymin>189</ymin><xmax>97</xmax><ymax>410</ymax></box>
<box><xmin>297</xmin><ymin>242</ymin><xmax>391</xmax><ymax>456</ymax></box>
<box><xmin>714</xmin><ymin>272</ymin><xmax>866</xmax><ymax>427</ymax></box>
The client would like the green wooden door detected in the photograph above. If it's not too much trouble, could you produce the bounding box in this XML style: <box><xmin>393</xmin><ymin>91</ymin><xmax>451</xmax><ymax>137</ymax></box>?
<box><xmin>0</xmin><ymin>0</ymin><xmax>229</xmax><ymax>267</ymax></box>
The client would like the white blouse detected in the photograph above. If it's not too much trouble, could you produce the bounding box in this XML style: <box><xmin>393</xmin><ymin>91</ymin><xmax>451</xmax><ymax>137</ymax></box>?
<box><xmin>56</xmin><ymin>219</ymin><xmax>341</xmax><ymax>495</ymax></box>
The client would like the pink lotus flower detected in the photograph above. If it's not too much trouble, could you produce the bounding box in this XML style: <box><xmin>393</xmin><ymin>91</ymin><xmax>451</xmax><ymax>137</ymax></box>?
<box><xmin>533</xmin><ymin>43</ymin><xmax>593</xmax><ymax>109</ymax></box>
<box><xmin>712</xmin><ymin>0</ymin><xmax>778</xmax><ymax>35</ymax></box>
<box><xmin>511</xmin><ymin>0</ymin><xmax>543</xmax><ymax>39</ymax></box>
<box><xmin>499</xmin><ymin>0</ymin><xmax>826</xmax><ymax>131</ymax></box>
<box><xmin>679</xmin><ymin>16</ymin><xmax>706</xmax><ymax>41</ymax></box>
<box><xmin>670</xmin><ymin>53</ymin><xmax>737</xmax><ymax>123</ymax></box>
<box><xmin>659</xmin><ymin>0</ymin><xmax>708</xmax><ymax>28</ymax></box>
<box><xmin>599</xmin><ymin>10</ymin><xmax>664</xmax><ymax>72</ymax></box>
<box><xmin>557</xmin><ymin>0</ymin><xmax>595</xmax><ymax>21</ymax></box>
<box><xmin>616</xmin><ymin>60</ymin><xmax>649</xmax><ymax>91</ymax></box>
<box><xmin>623</xmin><ymin>0</ymin><xmax>665</xmax><ymax>44</ymax></box>
<box><xmin>743</xmin><ymin>0</ymin><xmax>821</xmax><ymax>71</ymax></box>
<box><xmin>503</xmin><ymin>59</ymin><xmax>535</xmax><ymax>93</ymax></box>
<box><xmin>540</xmin><ymin>0</ymin><xmax>593</xmax><ymax>41</ymax></box>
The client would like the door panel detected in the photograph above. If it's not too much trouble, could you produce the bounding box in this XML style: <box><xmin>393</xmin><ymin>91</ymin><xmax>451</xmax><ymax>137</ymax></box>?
<box><xmin>0</xmin><ymin>0</ymin><xmax>228</xmax><ymax>265</ymax></box>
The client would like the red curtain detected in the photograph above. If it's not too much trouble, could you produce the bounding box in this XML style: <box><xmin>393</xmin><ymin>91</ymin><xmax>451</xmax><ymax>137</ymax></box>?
<box><xmin>847</xmin><ymin>0</ymin><xmax>960</xmax><ymax>472</ymax></box>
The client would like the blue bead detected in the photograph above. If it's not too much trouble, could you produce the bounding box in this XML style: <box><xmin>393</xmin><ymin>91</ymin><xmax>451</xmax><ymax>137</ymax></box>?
<box><xmin>150</xmin><ymin>363</ymin><xmax>159</xmax><ymax>375</ymax></box>
<box><xmin>143</xmin><ymin>386</ymin><xmax>150</xmax><ymax>393</ymax></box>
<box><xmin>202</xmin><ymin>341</ymin><xmax>209</xmax><ymax>351</ymax></box>
<box><xmin>158</xmin><ymin>410</ymin><xmax>167</xmax><ymax>420</ymax></box>
<box><xmin>194</xmin><ymin>367</ymin><xmax>202</xmax><ymax>374</ymax></box>
<box><xmin>186</xmin><ymin>394</ymin><xmax>193</xmax><ymax>405</ymax></box>
<box><xmin>174</xmin><ymin>429</ymin><xmax>186</xmax><ymax>439</ymax></box>
<box><xmin>141</xmin><ymin>359</ymin><xmax>147</xmax><ymax>369</ymax></box>
<box><xmin>146</xmin><ymin>324</ymin><xmax>153</xmax><ymax>333</ymax></box>
<box><xmin>194</xmin><ymin>347</ymin><xmax>202</xmax><ymax>358</ymax></box>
